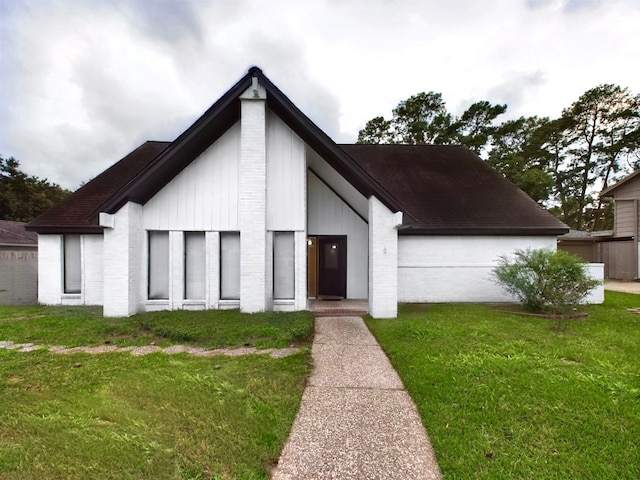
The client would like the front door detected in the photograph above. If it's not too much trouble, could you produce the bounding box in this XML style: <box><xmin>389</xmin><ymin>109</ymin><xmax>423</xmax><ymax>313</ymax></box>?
<box><xmin>317</xmin><ymin>237</ymin><xmax>347</xmax><ymax>298</ymax></box>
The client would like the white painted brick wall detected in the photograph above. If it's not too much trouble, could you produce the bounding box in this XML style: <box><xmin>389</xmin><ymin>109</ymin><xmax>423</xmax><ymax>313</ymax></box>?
<box><xmin>103</xmin><ymin>202</ymin><xmax>143</xmax><ymax>317</ymax></box>
<box><xmin>398</xmin><ymin>236</ymin><xmax>557</xmax><ymax>303</ymax></box>
<box><xmin>83</xmin><ymin>235</ymin><xmax>104</xmax><ymax>305</ymax></box>
<box><xmin>294</xmin><ymin>230</ymin><xmax>308</xmax><ymax>311</ymax></box>
<box><xmin>37</xmin><ymin>234</ymin><xmax>62</xmax><ymax>305</ymax></box>
<box><xmin>207</xmin><ymin>231</ymin><xmax>220</xmax><ymax>308</ymax></box>
<box><xmin>584</xmin><ymin>263</ymin><xmax>605</xmax><ymax>304</ymax></box>
<box><xmin>369</xmin><ymin>196</ymin><xmax>399</xmax><ymax>318</ymax></box>
<box><xmin>239</xmin><ymin>95</ymin><xmax>268</xmax><ymax>313</ymax></box>
<box><xmin>169</xmin><ymin>231</ymin><xmax>184</xmax><ymax>309</ymax></box>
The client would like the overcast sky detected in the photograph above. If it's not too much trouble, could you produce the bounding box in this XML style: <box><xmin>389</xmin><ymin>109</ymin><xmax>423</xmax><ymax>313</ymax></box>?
<box><xmin>1</xmin><ymin>0</ymin><xmax>639</xmax><ymax>190</ymax></box>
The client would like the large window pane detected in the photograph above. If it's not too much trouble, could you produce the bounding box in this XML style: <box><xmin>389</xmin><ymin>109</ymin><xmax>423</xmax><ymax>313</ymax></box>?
<box><xmin>63</xmin><ymin>235</ymin><xmax>81</xmax><ymax>294</ymax></box>
<box><xmin>273</xmin><ymin>232</ymin><xmax>295</xmax><ymax>300</ymax></box>
<box><xmin>220</xmin><ymin>232</ymin><xmax>240</xmax><ymax>300</ymax></box>
<box><xmin>184</xmin><ymin>232</ymin><xmax>205</xmax><ymax>300</ymax></box>
<box><xmin>148</xmin><ymin>231</ymin><xmax>169</xmax><ymax>300</ymax></box>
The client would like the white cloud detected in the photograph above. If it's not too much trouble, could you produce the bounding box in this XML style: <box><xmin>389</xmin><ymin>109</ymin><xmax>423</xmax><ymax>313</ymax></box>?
<box><xmin>1</xmin><ymin>0</ymin><xmax>639</xmax><ymax>189</ymax></box>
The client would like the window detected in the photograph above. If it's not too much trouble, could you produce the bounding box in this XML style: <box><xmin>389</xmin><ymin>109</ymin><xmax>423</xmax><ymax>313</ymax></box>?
<box><xmin>184</xmin><ymin>232</ymin><xmax>205</xmax><ymax>300</ymax></box>
<box><xmin>148</xmin><ymin>231</ymin><xmax>169</xmax><ymax>300</ymax></box>
<box><xmin>273</xmin><ymin>232</ymin><xmax>295</xmax><ymax>299</ymax></box>
<box><xmin>63</xmin><ymin>235</ymin><xmax>81</xmax><ymax>294</ymax></box>
<box><xmin>220</xmin><ymin>232</ymin><xmax>240</xmax><ymax>300</ymax></box>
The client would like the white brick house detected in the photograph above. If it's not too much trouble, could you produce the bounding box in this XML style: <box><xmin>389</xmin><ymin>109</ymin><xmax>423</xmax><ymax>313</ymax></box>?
<box><xmin>27</xmin><ymin>67</ymin><xmax>569</xmax><ymax>318</ymax></box>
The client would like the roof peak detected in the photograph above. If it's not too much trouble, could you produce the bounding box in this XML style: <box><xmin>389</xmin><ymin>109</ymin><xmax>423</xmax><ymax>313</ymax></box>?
<box><xmin>248</xmin><ymin>66</ymin><xmax>263</xmax><ymax>76</ymax></box>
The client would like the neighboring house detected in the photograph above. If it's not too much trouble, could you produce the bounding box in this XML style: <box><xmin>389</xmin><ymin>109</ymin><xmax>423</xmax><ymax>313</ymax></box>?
<box><xmin>0</xmin><ymin>220</ymin><xmax>38</xmax><ymax>305</ymax></box>
<box><xmin>27</xmin><ymin>67</ymin><xmax>569</xmax><ymax>318</ymax></box>
<box><xmin>599</xmin><ymin>171</ymin><xmax>640</xmax><ymax>280</ymax></box>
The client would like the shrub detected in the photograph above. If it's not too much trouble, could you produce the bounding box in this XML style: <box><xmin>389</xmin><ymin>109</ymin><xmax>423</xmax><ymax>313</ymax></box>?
<box><xmin>492</xmin><ymin>248</ymin><xmax>601</xmax><ymax>315</ymax></box>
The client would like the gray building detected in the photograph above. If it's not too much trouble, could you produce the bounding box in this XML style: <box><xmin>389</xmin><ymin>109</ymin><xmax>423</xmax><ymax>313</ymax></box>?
<box><xmin>0</xmin><ymin>221</ymin><xmax>38</xmax><ymax>305</ymax></box>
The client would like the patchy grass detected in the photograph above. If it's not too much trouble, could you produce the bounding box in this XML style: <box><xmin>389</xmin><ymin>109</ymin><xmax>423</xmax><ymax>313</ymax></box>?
<box><xmin>0</xmin><ymin>307</ymin><xmax>313</xmax><ymax>479</ymax></box>
<box><xmin>0</xmin><ymin>306</ymin><xmax>313</xmax><ymax>349</ymax></box>
<box><xmin>366</xmin><ymin>291</ymin><xmax>640</xmax><ymax>480</ymax></box>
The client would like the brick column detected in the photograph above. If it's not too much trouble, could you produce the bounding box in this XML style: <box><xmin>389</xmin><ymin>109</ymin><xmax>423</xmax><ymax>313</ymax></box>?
<box><xmin>102</xmin><ymin>202</ymin><xmax>142</xmax><ymax>317</ymax></box>
<box><xmin>239</xmin><ymin>78</ymin><xmax>268</xmax><ymax>312</ymax></box>
<box><xmin>369</xmin><ymin>196</ymin><xmax>401</xmax><ymax>318</ymax></box>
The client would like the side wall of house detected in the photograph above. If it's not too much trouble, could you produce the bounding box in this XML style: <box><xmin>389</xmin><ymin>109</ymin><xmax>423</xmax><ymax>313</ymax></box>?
<box><xmin>398</xmin><ymin>235</ymin><xmax>557</xmax><ymax>302</ymax></box>
<box><xmin>37</xmin><ymin>234</ymin><xmax>104</xmax><ymax>307</ymax></box>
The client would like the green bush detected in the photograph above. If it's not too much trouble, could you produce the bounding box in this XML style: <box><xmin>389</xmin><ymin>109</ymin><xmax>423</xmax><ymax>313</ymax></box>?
<box><xmin>492</xmin><ymin>248</ymin><xmax>601</xmax><ymax>315</ymax></box>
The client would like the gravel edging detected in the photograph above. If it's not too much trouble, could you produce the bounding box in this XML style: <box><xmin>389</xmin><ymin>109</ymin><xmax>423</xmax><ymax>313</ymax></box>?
<box><xmin>0</xmin><ymin>340</ymin><xmax>300</xmax><ymax>358</ymax></box>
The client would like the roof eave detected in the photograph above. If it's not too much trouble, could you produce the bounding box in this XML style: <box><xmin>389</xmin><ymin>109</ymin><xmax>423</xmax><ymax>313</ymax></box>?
<box><xmin>399</xmin><ymin>226</ymin><xmax>570</xmax><ymax>236</ymax></box>
<box><xmin>24</xmin><ymin>225</ymin><xmax>104</xmax><ymax>234</ymax></box>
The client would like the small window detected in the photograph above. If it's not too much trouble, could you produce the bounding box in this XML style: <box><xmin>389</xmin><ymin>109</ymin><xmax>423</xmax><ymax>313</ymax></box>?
<box><xmin>63</xmin><ymin>235</ymin><xmax>81</xmax><ymax>294</ymax></box>
<box><xmin>148</xmin><ymin>231</ymin><xmax>169</xmax><ymax>300</ymax></box>
<box><xmin>273</xmin><ymin>232</ymin><xmax>295</xmax><ymax>300</ymax></box>
<box><xmin>184</xmin><ymin>232</ymin><xmax>206</xmax><ymax>300</ymax></box>
<box><xmin>220</xmin><ymin>232</ymin><xmax>240</xmax><ymax>300</ymax></box>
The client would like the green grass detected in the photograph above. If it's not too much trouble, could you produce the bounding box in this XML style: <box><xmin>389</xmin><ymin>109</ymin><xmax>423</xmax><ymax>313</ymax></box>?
<box><xmin>0</xmin><ymin>307</ymin><xmax>313</xmax><ymax>479</ymax></box>
<box><xmin>366</xmin><ymin>291</ymin><xmax>640</xmax><ymax>480</ymax></box>
<box><xmin>0</xmin><ymin>306</ymin><xmax>312</xmax><ymax>349</ymax></box>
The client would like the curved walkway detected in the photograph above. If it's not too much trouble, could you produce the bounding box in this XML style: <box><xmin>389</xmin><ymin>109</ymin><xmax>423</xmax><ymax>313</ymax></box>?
<box><xmin>0</xmin><ymin>340</ymin><xmax>299</xmax><ymax>358</ymax></box>
<box><xmin>272</xmin><ymin>316</ymin><xmax>442</xmax><ymax>480</ymax></box>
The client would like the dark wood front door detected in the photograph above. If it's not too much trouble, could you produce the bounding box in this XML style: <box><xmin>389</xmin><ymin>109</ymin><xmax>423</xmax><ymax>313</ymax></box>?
<box><xmin>318</xmin><ymin>237</ymin><xmax>347</xmax><ymax>298</ymax></box>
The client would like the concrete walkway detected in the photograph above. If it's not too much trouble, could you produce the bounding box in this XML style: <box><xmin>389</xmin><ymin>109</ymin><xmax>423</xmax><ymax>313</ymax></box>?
<box><xmin>605</xmin><ymin>279</ymin><xmax>640</xmax><ymax>294</ymax></box>
<box><xmin>272</xmin><ymin>316</ymin><xmax>442</xmax><ymax>480</ymax></box>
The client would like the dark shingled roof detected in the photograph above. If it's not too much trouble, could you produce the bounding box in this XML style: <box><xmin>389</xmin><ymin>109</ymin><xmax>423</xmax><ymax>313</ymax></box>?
<box><xmin>27</xmin><ymin>141</ymin><xmax>170</xmax><ymax>233</ymax></box>
<box><xmin>0</xmin><ymin>221</ymin><xmax>38</xmax><ymax>245</ymax></box>
<box><xmin>340</xmin><ymin>144</ymin><xmax>568</xmax><ymax>235</ymax></box>
<box><xmin>26</xmin><ymin>67</ymin><xmax>567</xmax><ymax>236</ymax></box>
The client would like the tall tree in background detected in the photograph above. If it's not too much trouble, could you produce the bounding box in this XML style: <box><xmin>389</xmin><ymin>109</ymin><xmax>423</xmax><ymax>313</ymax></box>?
<box><xmin>0</xmin><ymin>156</ymin><xmax>70</xmax><ymax>222</ymax></box>
<box><xmin>560</xmin><ymin>85</ymin><xmax>640</xmax><ymax>230</ymax></box>
<box><xmin>488</xmin><ymin>116</ymin><xmax>554</xmax><ymax>203</ymax></box>
<box><xmin>357</xmin><ymin>91</ymin><xmax>506</xmax><ymax>153</ymax></box>
<box><xmin>357</xmin><ymin>84</ymin><xmax>640</xmax><ymax>231</ymax></box>
<box><xmin>451</xmin><ymin>101</ymin><xmax>507</xmax><ymax>155</ymax></box>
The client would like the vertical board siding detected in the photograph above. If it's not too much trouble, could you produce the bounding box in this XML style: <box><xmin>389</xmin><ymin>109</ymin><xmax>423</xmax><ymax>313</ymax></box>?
<box><xmin>143</xmin><ymin>123</ymin><xmax>241</xmax><ymax>231</ymax></box>
<box><xmin>307</xmin><ymin>171</ymin><xmax>368</xmax><ymax>298</ymax></box>
<box><xmin>266</xmin><ymin>111</ymin><xmax>305</xmax><ymax>230</ymax></box>
<box><xmin>614</xmin><ymin>200</ymin><xmax>636</xmax><ymax>237</ymax></box>
<box><xmin>398</xmin><ymin>236</ymin><xmax>557</xmax><ymax>303</ymax></box>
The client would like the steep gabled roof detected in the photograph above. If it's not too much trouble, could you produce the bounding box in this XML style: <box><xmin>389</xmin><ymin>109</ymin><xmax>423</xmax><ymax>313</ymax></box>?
<box><xmin>27</xmin><ymin>67</ymin><xmax>567</xmax><ymax>236</ymax></box>
<box><xmin>0</xmin><ymin>220</ymin><xmax>38</xmax><ymax>245</ymax></box>
<box><xmin>27</xmin><ymin>141</ymin><xmax>170</xmax><ymax>233</ymax></box>
<box><xmin>340</xmin><ymin>144</ymin><xmax>568</xmax><ymax>235</ymax></box>
<box><xmin>29</xmin><ymin>67</ymin><xmax>400</xmax><ymax>233</ymax></box>
<box><xmin>99</xmin><ymin>67</ymin><xmax>400</xmax><ymax>215</ymax></box>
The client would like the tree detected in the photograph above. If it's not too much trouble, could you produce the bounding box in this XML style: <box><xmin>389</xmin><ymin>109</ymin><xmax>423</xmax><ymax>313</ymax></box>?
<box><xmin>357</xmin><ymin>92</ymin><xmax>506</xmax><ymax>153</ymax></box>
<box><xmin>451</xmin><ymin>100</ymin><xmax>507</xmax><ymax>155</ymax></box>
<box><xmin>488</xmin><ymin>116</ymin><xmax>554</xmax><ymax>203</ymax></box>
<box><xmin>0</xmin><ymin>156</ymin><xmax>70</xmax><ymax>222</ymax></box>
<box><xmin>553</xmin><ymin>85</ymin><xmax>640</xmax><ymax>230</ymax></box>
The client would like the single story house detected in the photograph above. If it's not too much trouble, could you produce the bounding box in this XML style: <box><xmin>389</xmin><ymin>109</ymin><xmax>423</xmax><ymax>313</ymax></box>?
<box><xmin>0</xmin><ymin>220</ymin><xmax>38</xmax><ymax>305</ymax></box>
<box><xmin>27</xmin><ymin>67</ymin><xmax>570</xmax><ymax>318</ymax></box>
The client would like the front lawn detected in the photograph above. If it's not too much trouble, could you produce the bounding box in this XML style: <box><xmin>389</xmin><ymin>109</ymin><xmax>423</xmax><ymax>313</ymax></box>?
<box><xmin>367</xmin><ymin>291</ymin><xmax>640</xmax><ymax>480</ymax></box>
<box><xmin>0</xmin><ymin>307</ymin><xmax>313</xmax><ymax>479</ymax></box>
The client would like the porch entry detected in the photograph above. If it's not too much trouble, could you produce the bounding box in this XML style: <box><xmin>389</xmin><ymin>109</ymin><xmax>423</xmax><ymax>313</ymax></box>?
<box><xmin>307</xmin><ymin>236</ymin><xmax>347</xmax><ymax>299</ymax></box>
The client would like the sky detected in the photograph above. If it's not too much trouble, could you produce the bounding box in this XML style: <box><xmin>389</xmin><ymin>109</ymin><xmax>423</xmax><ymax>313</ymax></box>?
<box><xmin>1</xmin><ymin>0</ymin><xmax>639</xmax><ymax>190</ymax></box>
